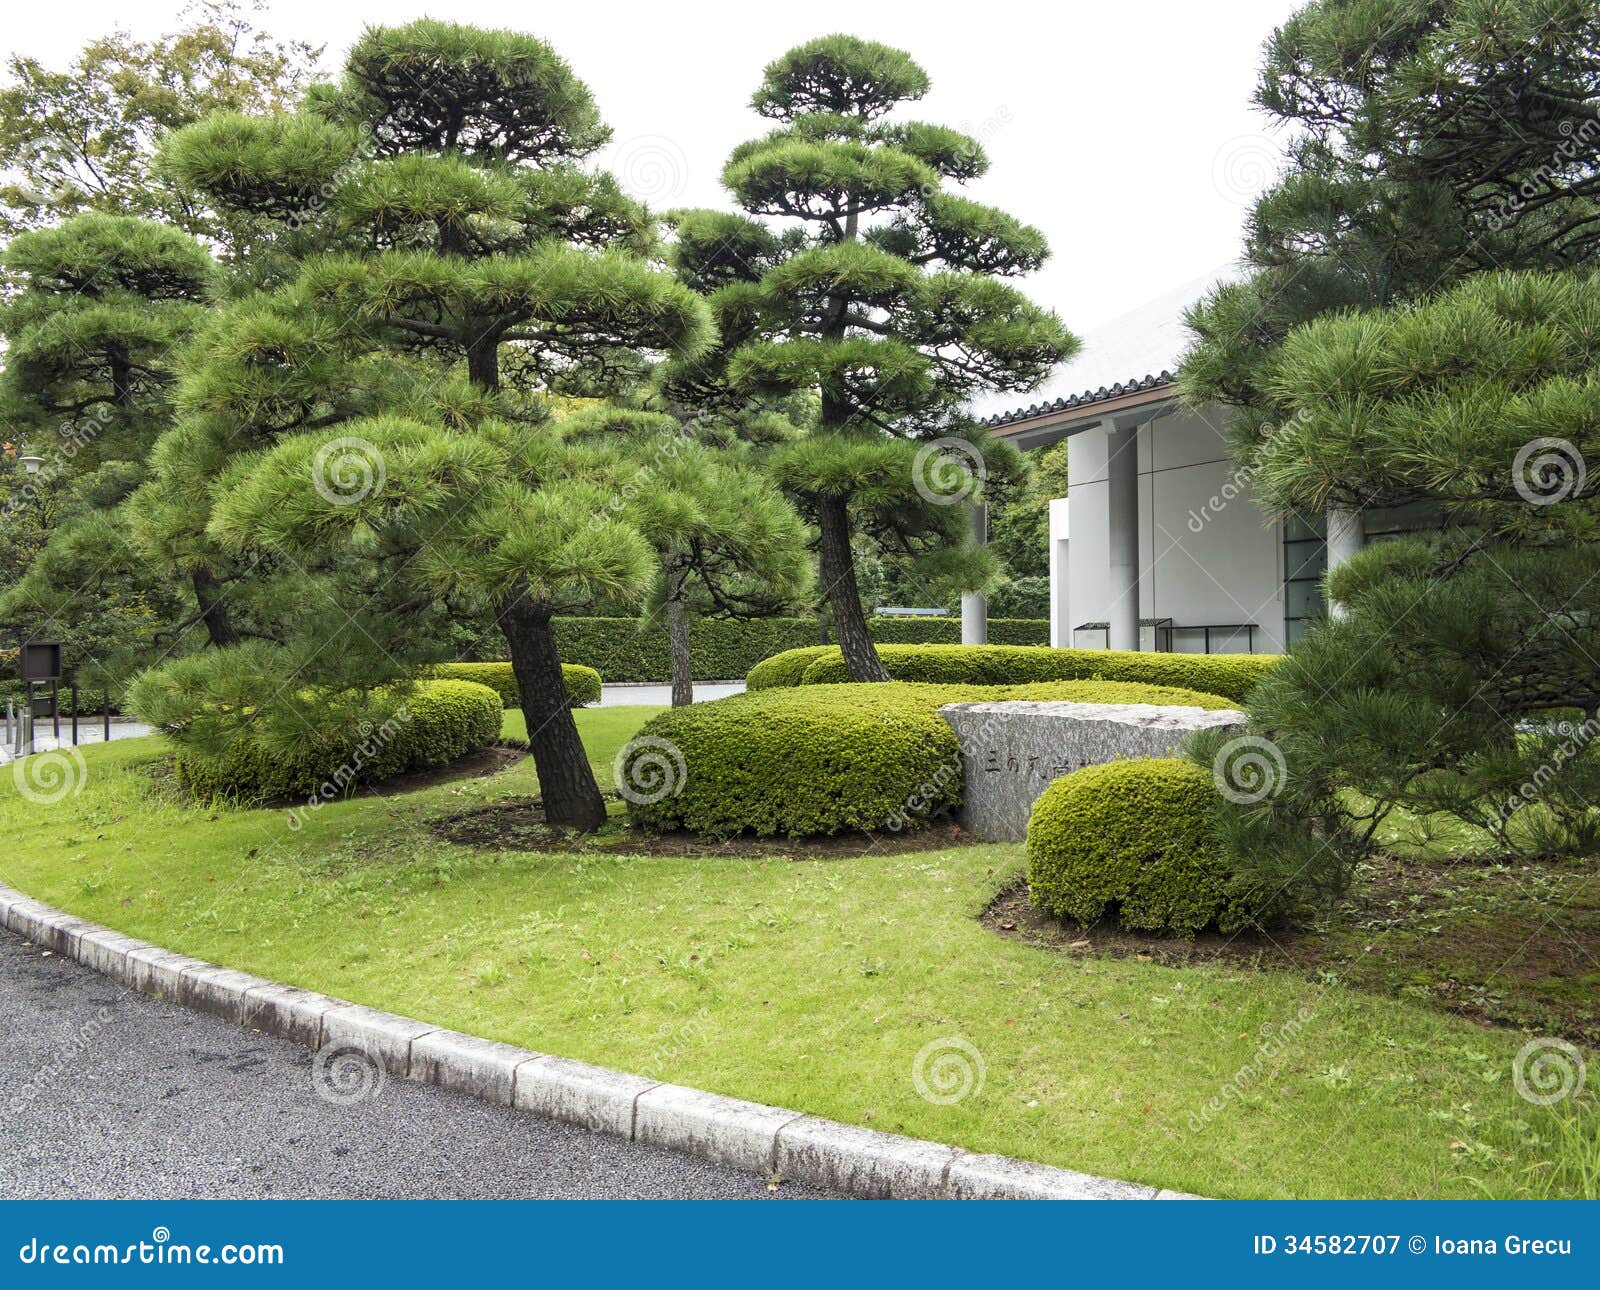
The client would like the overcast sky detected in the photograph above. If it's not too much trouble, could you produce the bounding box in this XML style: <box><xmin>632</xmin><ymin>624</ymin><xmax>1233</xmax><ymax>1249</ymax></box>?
<box><xmin>10</xmin><ymin>0</ymin><xmax>1303</xmax><ymax>359</ymax></box>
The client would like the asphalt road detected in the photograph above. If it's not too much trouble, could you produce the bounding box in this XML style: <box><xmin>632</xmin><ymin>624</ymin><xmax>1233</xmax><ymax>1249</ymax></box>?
<box><xmin>0</xmin><ymin>931</ymin><xmax>822</xmax><ymax>1199</ymax></box>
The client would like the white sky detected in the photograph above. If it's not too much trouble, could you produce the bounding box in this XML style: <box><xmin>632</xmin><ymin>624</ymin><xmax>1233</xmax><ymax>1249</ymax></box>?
<box><xmin>9</xmin><ymin>0</ymin><xmax>1303</xmax><ymax>380</ymax></box>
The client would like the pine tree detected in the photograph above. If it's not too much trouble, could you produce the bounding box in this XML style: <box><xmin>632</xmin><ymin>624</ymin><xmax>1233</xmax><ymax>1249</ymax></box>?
<box><xmin>148</xmin><ymin>20</ymin><xmax>719</xmax><ymax>829</ymax></box>
<box><xmin>0</xmin><ymin>212</ymin><xmax>225</xmax><ymax>676</ymax></box>
<box><xmin>699</xmin><ymin>35</ymin><xmax>1075</xmax><ymax>680</ymax></box>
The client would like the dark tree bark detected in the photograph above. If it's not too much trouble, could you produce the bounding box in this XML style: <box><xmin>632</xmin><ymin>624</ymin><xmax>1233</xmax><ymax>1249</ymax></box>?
<box><xmin>665</xmin><ymin>590</ymin><xmax>693</xmax><ymax>708</ymax></box>
<box><xmin>497</xmin><ymin>590</ymin><xmax>608</xmax><ymax>831</ymax></box>
<box><xmin>465</xmin><ymin>331</ymin><xmax>500</xmax><ymax>390</ymax></box>
<box><xmin>190</xmin><ymin>564</ymin><xmax>239</xmax><ymax>647</ymax></box>
<box><xmin>816</xmin><ymin>492</ymin><xmax>889</xmax><ymax>682</ymax></box>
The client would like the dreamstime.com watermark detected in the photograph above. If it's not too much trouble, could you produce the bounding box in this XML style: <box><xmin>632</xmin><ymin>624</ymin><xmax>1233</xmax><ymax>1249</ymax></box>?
<box><xmin>1212</xmin><ymin>735</ymin><xmax>1287</xmax><ymax>805</ymax></box>
<box><xmin>1513</xmin><ymin>1038</ymin><xmax>1586</xmax><ymax>1107</ymax></box>
<box><xmin>614</xmin><ymin>735</ymin><xmax>687</xmax><ymax>806</ymax></box>
<box><xmin>912</xmin><ymin>437</ymin><xmax>985</xmax><ymax>507</ymax></box>
<box><xmin>1513</xmin><ymin>437</ymin><xmax>1587</xmax><ymax>506</ymax></box>
<box><xmin>17</xmin><ymin>1228</ymin><xmax>284</xmax><ymax>1268</ymax></box>
<box><xmin>10</xmin><ymin>748</ymin><xmax>89</xmax><ymax>806</ymax></box>
<box><xmin>1189</xmin><ymin>1007</ymin><xmax>1316</xmax><ymax>1132</ymax></box>
<box><xmin>1498</xmin><ymin>716</ymin><xmax>1599</xmax><ymax>821</ymax></box>
<box><xmin>3</xmin><ymin>407</ymin><xmax>110</xmax><ymax>523</ymax></box>
<box><xmin>912</xmin><ymin>1036</ymin><xmax>986</xmax><ymax>1105</ymax></box>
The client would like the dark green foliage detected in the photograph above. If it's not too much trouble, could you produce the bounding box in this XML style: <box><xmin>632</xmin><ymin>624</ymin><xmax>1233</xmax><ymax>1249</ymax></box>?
<box><xmin>1195</xmin><ymin>271</ymin><xmax>1600</xmax><ymax>896</ymax></box>
<box><xmin>748</xmin><ymin>643</ymin><xmax>1273</xmax><ymax>704</ymax></box>
<box><xmin>623</xmin><ymin>684</ymin><xmax>961</xmax><ymax>838</ymax></box>
<box><xmin>1027</xmin><ymin>759</ymin><xmax>1250</xmax><ymax>936</ymax></box>
<box><xmin>1181</xmin><ymin>0</ymin><xmax>1600</xmax><ymax>441</ymax></box>
<box><xmin>428</xmin><ymin>661</ymin><xmax>602</xmax><ymax>708</ymax></box>
<box><xmin>169</xmin><ymin>678</ymin><xmax>503</xmax><ymax>804</ymax></box>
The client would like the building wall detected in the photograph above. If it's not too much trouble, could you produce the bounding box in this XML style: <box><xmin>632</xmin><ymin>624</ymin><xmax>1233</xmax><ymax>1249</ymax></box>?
<box><xmin>1056</xmin><ymin>403</ymin><xmax>1287</xmax><ymax>654</ymax></box>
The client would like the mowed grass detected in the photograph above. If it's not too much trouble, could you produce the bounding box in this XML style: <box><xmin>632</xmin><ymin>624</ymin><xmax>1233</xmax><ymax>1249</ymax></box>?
<box><xmin>0</xmin><ymin>707</ymin><xmax>1591</xmax><ymax>1198</ymax></box>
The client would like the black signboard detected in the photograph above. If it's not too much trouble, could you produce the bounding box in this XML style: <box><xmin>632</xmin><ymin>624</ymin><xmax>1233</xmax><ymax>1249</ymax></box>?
<box><xmin>18</xmin><ymin>641</ymin><xmax>62</xmax><ymax>682</ymax></box>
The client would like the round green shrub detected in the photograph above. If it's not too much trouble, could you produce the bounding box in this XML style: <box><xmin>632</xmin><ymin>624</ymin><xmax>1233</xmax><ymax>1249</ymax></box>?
<box><xmin>745</xmin><ymin>645</ymin><xmax>835</xmax><ymax>691</ymax></box>
<box><xmin>427</xmin><ymin>661</ymin><xmax>602</xmax><ymax>707</ymax></box>
<box><xmin>622</xmin><ymin>684</ymin><xmax>963</xmax><ymax>838</ymax></box>
<box><xmin>175</xmin><ymin>678</ymin><xmax>503</xmax><ymax>805</ymax></box>
<box><xmin>757</xmin><ymin>643</ymin><xmax>1275</xmax><ymax>704</ymax></box>
<box><xmin>1026</xmin><ymin>757</ymin><xmax>1248</xmax><ymax>936</ymax></box>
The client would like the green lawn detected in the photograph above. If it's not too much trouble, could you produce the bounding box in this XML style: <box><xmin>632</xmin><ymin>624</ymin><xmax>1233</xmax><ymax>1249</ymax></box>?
<box><xmin>1</xmin><ymin>708</ymin><xmax>1592</xmax><ymax>1198</ymax></box>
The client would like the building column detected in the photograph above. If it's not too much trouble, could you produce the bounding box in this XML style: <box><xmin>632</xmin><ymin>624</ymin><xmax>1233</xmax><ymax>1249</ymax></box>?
<box><xmin>1106</xmin><ymin>421</ymin><xmax>1140</xmax><ymax>651</ymax></box>
<box><xmin>1325</xmin><ymin>504</ymin><xmax>1363</xmax><ymax>619</ymax></box>
<box><xmin>961</xmin><ymin>502</ymin><xmax>988</xmax><ymax>645</ymax></box>
<box><xmin>1047</xmin><ymin>495</ymin><xmax>1070</xmax><ymax>648</ymax></box>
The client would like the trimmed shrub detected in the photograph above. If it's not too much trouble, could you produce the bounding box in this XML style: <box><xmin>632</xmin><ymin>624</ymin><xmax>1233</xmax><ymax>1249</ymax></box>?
<box><xmin>550</xmin><ymin>615</ymin><xmax>1048</xmax><ymax>683</ymax></box>
<box><xmin>748</xmin><ymin>643</ymin><xmax>1276</xmax><ymax>704</ymax></box>
<box><xmin>745</xmin><ymin>645</ymin><xmax>835</xmax><ymax>691</ymax></box>
<box><xmin>428</xmin><ymin>661</ymin><xmax>602</xmax><ymax>707</ymax></box>
<box><xmin>622</xmin><ymin>684</ymin><xmax>963</xmax><ymax>838</ymax></box>
<box><xmin>174</xmin><ymin>679</ymin><xmax>503</xmax><ymax>805</ymax></box>
<box><xmin>1026</xmin><ymin>758</ymin><xmax>1248</xmax><ymax>936</ymax></box>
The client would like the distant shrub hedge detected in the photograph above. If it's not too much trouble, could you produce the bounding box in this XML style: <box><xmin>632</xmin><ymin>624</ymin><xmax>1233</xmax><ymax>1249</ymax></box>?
<box><xmin>174</xmin><ymin>679</ymin><xmax>503</xmax><ymax>805</ymax></box>
<box><xmin>428</xmin><ymin>661</ymin><xmax>602</xmax><ymax>707</ymax></box>
<box><xmin>747</xmin><ymin>643</ymin><xmax>1275</xmax><ymax>705</ymax></box>
<box><xmin>547</xmin><ymin>616</ymin><xmax>1048</xmax><ymax>682</ymax></box>
<box><xmin>1026</xmin><ymin>758</ymin><xmax>1249</xmax><ymax>936</ymax></box>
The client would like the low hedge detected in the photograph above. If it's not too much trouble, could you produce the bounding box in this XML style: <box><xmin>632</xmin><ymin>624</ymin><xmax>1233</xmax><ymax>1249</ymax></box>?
<box><xmin>428</xmin><ymin>662</ymin><xmax>602</xmax><ymax>708</ymax></box>
<box><xmin>748</xmin><ymin>643</ymin><xmax>1276</xmax><ymax>705</ymax></box>
<box><xmin>548</xmin><ymin>616</ymin><xmax>1048</xmax><ymax>682</ymax></box>
<box><xmin>622</xmin><ymin>679</ymin><xmax>1231</xmax><ymax>840</ymax></box>
<box><xmin>622</xmin><ymin>685</ymin><xmax>964</xmax><ymax>839</ymax></box>
<box><xmin>1026</xmin><ymin>758</ymin><xmax>1248</xmax><ymax>936</ymax></box>
<box><xmin>175</xmin><ymin>679</ymin><xmax>503</xmax><ymax>805</ymax></box>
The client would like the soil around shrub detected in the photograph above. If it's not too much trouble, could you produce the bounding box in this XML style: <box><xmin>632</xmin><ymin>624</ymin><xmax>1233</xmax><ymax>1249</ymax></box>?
<box><xmin>429</xmin><ymin>797</ymin><xmax>980</xmax><ymax>859</ymax></box>
<box><xmin>984</xmin><ymin>853</ymin><xmax>1600</xmax><ymax>1045</ymax></box>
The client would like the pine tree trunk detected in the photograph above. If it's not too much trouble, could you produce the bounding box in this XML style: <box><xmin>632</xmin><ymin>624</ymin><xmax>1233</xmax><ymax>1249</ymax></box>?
<box><xmin>497</xmin><ymin>591</ymin><xmax>608</xmax><ymax>831</ymax></box>
<box><xmin>466</xmin><ymin>333</ymin><xmax>500</xmax><ymax>390</ymax></box>
<box><xmin>816</xmin><ymin>493</ymin><xmax>889</xmax><ymax>682</ymax></box>
<box><xmin>666</xmin><ymin>595</ymin><xmax>694</xmax><ymax>708</ymax></box>
<box><xmin>191</xmin><ymin>565</ymin><xmax>238</xmax><ymax>647</ymax></box>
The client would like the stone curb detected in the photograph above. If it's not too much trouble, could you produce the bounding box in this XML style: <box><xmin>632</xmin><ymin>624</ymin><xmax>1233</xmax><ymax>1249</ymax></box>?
<box><xmin>0</xmin><ymin>882</ymin><xmax>1201</xmax><ymax>1201</ymax></box>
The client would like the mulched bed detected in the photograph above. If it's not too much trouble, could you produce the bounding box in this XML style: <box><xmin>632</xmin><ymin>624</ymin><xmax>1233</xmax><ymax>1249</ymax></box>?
<box><xmin>429</xmin><ymin>797</ymin><xmax>979</xmax><ymax>859</ymax></box>
<box><xmin>983</xmin><ymin>854</ymin><xmax>1600</xmax><ymax>1045</ymax></box>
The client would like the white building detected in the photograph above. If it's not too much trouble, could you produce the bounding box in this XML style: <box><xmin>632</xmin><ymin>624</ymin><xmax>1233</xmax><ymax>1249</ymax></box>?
<box><xmin>980</xmin><ymin>274</ymin><xmax>1372</xmax><ymax>656</ymax></box>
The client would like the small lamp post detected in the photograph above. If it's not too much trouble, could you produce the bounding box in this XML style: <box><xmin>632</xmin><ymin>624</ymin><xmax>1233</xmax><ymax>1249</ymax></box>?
<box><xmin>18</xmin><ymin>454</ymin><xmax>46</xmax><ymax>475</ymax></box>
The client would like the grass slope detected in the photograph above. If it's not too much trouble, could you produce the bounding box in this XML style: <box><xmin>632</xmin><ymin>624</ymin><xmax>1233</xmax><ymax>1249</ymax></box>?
<box><xmin>0</xmin><ymin>708</ymin><xmax>1592</xmax><ymax>1198</ymax></box>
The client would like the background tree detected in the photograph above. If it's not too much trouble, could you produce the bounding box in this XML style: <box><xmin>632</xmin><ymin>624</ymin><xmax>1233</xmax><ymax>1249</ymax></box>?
<box><xmin>148</xmin><ymin>20</ymin><xmax>715</xmax><ymax>829</ymax></box>
<box><xmin>0</xmin><ymin>212</ymin><xmax>224</xmax><ymax>682</ymax></box>
<box><xmin>702</xmin><ymin>34</ymin><xmax>1075</xmax><ymax>680</ymax></box>
<box><xmin>0</xmin><ymin>0</ymin><xmax>320</xmax><ymax>246</ymax></box>
<box><xmin>563</xmin><ymin>405</ymin><xmax>813</xmax><ymax>705</ymax></box>
<box><xmin>1193</xmin><ymin>271</ymin><xmax>1600</xmax><ymax>905</ymax></box>
<box><xmin>1181</xmin><ymin>0</ymin><xmax>1600</xmax><ymax>448</ymax></box>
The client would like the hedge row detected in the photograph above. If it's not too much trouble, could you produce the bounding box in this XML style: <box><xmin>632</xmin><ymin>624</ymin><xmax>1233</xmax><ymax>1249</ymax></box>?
<box><xmin>428</xmin><ymin>662</ymin><xmax>603</xmax><ymax>707</ymax></box>
<box><xmin>748</xmin><ymin>643</ymin><xmax>1277</xmax><ymax>705</ymax></box>
<box><xmin>546</xmin><ymin>616</ymin><xmax>1048</xmax><ymax>683</ymax></box>
<box><xmin>175</xmin><ymin>679</ymin><xmax>503</xmax><ymax>805</ymax></box>
<box><xmin>622</xmin><ymin>677</ymin><xmax>1232</xmax><ymax>839</ymax></box>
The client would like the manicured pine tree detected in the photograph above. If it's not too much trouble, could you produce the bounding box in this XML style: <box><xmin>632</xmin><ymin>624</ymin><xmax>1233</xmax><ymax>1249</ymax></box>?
<box><xmin>699</xmin><ymin>35</ymin><xmax>1075</xmax><ymax>681</ymax></box>
<box><xmin>155</xmin><ymin>20</ymin><xmax>716</xmax><ymax>829</ymax></box>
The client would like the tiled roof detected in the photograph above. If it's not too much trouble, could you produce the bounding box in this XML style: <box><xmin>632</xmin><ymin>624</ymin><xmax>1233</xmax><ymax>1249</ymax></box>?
<box><xmin>982</xmin><ymin>370</ymin><xmax>1175</xmax><ymax>429</ymax></box>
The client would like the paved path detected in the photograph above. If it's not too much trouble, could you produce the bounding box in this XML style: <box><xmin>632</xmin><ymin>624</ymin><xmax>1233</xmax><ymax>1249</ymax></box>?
<box><xmin>597</xmin><ymin>681</ymin><xmax>745</xmax><ymax>707</ymax></box>
<box><xmin>1</xmin><ymin>721</ymin><xmax>150</xmax><ymax>764</ymax></box>
<box><xmin>0</xmin><ymin>931</ymin><xmax>820</xmax><ymax>1199</ymax></box>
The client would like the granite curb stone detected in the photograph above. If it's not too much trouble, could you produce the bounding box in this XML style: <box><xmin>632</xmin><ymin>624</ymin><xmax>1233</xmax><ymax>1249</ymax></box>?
<box><xmin>0</xmin><ymin>880</ymin><xmax>1202</xmax><ymax>1201</ymax></box>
